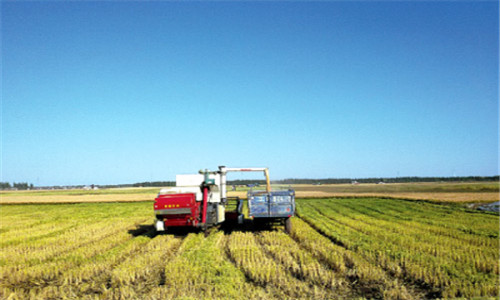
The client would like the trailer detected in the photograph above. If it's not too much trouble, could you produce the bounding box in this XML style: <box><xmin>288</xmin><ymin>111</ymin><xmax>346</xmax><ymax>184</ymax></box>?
<box><xmin>248</xmin><ymin>189</ymin><xmax>295</xmax><ymax>233</ymax></box>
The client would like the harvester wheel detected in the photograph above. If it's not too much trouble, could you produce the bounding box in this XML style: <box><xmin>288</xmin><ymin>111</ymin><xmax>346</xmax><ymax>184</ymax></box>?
<box><xmin>285</xmin><ymin>217</ymin><xmax>292</xmax><ymax>234</ymax></box>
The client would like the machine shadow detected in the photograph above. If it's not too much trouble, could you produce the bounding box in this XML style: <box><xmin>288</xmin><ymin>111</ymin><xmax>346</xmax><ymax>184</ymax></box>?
<box><xmin>127</xmin><ymin>224</ymin><xmax>156</xmax><ymax>238</ymax></box>
<box><xmin>220</xmin><ymin>219</ymin><xmax>279</xmax><ymax>235</ymax></box>
<box><xmin>128</xmin><ymin>218</ymin><xmax>285</xmax><ymax>238</ymax></box>
<box><xmin>127</xmin><ymin>223</ymin><xmax>203</xmax><ymax>238</ymax></box>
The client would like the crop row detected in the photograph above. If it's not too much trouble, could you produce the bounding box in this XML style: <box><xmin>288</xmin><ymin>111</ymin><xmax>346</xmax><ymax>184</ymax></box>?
<box><xmin>290</xmin><ymin>217</ymin><xmax>415</xmax><ymax>299</ymax></box>
<box><xmin>296</xmin><ymin>198</ymin><xmax>499</xmax><ymax>298</ymax></box>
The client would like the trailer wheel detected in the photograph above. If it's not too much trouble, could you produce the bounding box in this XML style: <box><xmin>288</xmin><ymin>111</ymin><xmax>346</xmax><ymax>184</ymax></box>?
<box><xmin>285</xmin><ymin>217</ymin><xmax>292</xmax><ymax>234</ymax></box>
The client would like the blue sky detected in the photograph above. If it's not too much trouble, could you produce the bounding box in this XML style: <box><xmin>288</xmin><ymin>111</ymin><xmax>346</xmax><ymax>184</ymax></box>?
<box><xmin>2</xmin><ymin>1</ymin><xmax>498</xmax><ymax>185</ymax></box>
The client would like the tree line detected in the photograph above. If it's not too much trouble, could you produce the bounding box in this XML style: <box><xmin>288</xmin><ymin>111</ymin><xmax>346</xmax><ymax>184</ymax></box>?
<box><xmin>98</xmin><ymin>181</ymin><xmax>176</xmax><ymax>189</ymax></box>
<box><xmin>273</xmin><ymin>176</ymin><xmax>499</xmax><ymax>185</ymax></box>
<box><xmin>0</xmin><ymin>182</ymin><xmax>34</xmax><ymax>190</ymax></box>
<box><xmin>2</xmin><ymin>176</ymin><xmax>498</xmax><ymax>190</ymax></box>
<box><xmin>129</xmin><ymin>175</ymin><xmax>499</xmax><ymax>187</ymax></box>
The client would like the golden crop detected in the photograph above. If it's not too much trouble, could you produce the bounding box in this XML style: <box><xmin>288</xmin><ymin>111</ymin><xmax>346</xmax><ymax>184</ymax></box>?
<box><xmin>0</xmin><ymin>197</ymin><xmax>498</xmax><ymax>299</ymax></box>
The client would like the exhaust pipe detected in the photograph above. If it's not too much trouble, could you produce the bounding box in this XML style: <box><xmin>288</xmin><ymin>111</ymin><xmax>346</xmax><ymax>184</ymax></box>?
<box><xmin>202</xmin><ymin>186</ymin><xmax>208</xmax><ymax>225</ymax></box>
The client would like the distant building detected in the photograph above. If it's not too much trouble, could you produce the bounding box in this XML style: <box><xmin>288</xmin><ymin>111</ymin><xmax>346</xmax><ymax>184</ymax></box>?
<box><xmin>83</xmin><ymin>185</ymin><xmax>99</xmax><ymax>190</ymax></box>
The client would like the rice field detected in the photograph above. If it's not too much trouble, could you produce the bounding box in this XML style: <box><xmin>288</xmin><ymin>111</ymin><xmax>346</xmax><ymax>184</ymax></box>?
<box><xmin>1</xmin><ymin>198</ymin><xmax>498</xmax><ymax>299</ymax></box>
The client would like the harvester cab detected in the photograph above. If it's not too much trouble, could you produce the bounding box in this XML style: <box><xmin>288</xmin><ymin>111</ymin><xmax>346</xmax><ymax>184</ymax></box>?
<box><xmin>154</xmin><ymin>166</ymin><xmax>295</xmax><ymax>232</ymax></box>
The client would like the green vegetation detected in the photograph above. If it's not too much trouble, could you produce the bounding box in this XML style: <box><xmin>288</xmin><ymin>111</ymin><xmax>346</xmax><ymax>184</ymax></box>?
<box><xmin>0</xmin><ymin>198</ymin><xmax>498</xmax><ymax>299</ymax></box>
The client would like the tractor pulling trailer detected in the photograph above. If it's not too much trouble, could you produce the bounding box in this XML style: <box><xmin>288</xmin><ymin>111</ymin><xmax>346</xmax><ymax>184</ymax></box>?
<box><xmin>154</xmin><ymin>166</ymin><xmax>295</xmax><ymax>232</ymax></box>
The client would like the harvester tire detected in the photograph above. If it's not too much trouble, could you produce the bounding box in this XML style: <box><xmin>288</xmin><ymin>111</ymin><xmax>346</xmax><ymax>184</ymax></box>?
<box><xmin>285</xmin><ymin>217</ymin><xmax>292</xmax><ymax>234</ymax></box>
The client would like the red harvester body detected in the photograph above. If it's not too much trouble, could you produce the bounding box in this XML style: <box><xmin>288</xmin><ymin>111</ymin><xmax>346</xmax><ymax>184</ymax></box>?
<box><xmin>154</xmin><ymin>193</ymin><xmax>200</xmax><ymax>227</ymax></box>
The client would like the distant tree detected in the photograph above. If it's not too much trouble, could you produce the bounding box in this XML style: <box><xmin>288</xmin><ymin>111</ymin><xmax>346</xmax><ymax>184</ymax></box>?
<box><xmin>13</xmin><ymin>182</ymin><xmax>30</xmax><ymax>190</ymax></box>
<box><xmin>0</xmin><ymin>182</ymin><xmax>11</xmax><ymax>189</ymax></box>
<box><xmin>131</xmin><ymin>181</ymin><xmax>175</xmax><ymax>187</ymax></box>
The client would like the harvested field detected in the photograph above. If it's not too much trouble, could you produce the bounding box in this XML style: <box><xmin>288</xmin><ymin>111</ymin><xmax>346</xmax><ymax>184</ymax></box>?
<box><xmin>1</xmin><ymin>198</ymin><xmax>498</xmax><ymax>299</ymax></box>
<box><xmin>281</xmin><ymin>182</ymin><xmax>499</xmax><ymax>202</ymax></box>
<box><xmin>0</xmin><ymin>188</ymin><xmax>157</xmax><ymax>204</ymax></box>
<box><xmin>0</xmin><ymin>192</ymin><xmax>154</xmax><ymax>204</ymax></box>
<box><xmin>1</xmin><ymin>182</ymin><xmax>498</xmax><ymax>204</ymax></box>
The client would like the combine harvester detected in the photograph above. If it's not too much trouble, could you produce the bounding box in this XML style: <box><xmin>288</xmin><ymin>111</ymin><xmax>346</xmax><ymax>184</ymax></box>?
<box><xmin>154</xmin><ymin>166</ymin><xmax>295</xmax><ymax>233</ymax></box>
